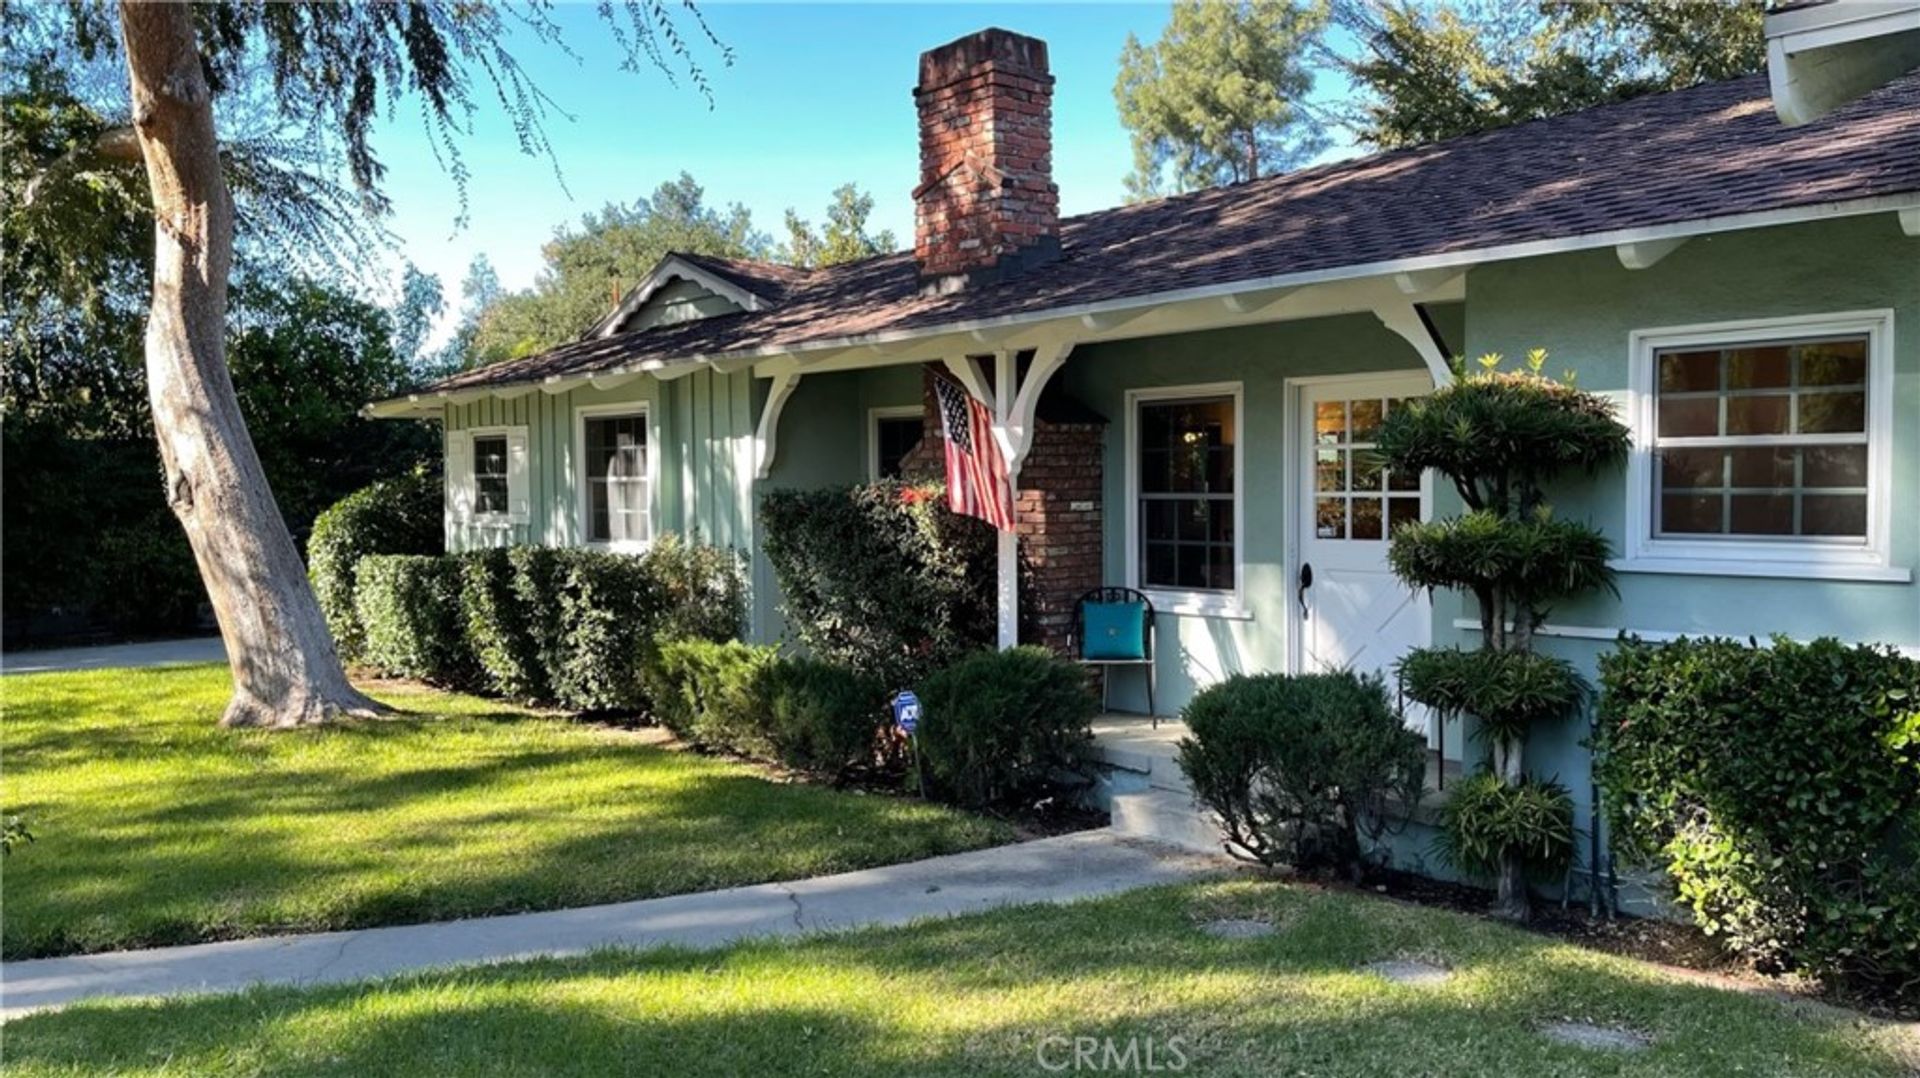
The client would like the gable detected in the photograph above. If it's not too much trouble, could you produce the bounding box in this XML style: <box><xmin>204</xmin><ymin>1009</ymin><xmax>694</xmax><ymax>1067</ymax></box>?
<box><xmin>620</xmin><ymin>276</ymin><xmax>746</xmax><ymax>332</ymax></box>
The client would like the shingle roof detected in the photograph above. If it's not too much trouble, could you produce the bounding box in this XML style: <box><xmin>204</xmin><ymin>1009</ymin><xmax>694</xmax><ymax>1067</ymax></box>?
<box><xmin>427</xmin><ymin>70</ymin><xmax>1920</xmax><ymax>394</ymax></box>
<box><xmin>671</xmin><ymin>252</ymin><xmax>812</xmax><ymax>306</ymax></box>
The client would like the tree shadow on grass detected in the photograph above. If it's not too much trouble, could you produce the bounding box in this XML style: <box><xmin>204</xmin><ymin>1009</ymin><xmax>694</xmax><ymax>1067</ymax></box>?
<box><xmin>6</xmin><ymin>893</ymin><xmax>1904</xmax><ymax>1077</ymax></box>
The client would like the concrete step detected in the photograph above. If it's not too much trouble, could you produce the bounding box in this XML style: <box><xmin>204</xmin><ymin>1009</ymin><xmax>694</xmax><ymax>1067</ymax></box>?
<box><xmin>1108</xmin><ymin>787</ymin><xmax>1224</xmax><ymax>855</ymax></box>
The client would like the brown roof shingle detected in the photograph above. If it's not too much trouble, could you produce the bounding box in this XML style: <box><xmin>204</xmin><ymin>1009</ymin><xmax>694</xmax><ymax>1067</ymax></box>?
<box><xmin>427</xmin><ymin>70</ymin><xmax>1920</xmax><ymax>393</ymax></box>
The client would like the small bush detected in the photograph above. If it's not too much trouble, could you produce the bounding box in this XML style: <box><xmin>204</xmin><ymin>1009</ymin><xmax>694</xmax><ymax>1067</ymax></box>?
<box><xmin>1436</xmin><ymin>773</ymin><xmax>1575</xmax><ymax>883</ymax></box>
<box><xmin>762</xmin><ymin>658</ymin><xmax>887</xmax><ymax>780</ymax></box>
<box><xmin>1177</xmin><ymin>672</ymin><xmax>1427</xmax><ymax>874</ymax></box>
<box><xmin>308</xmin><ymin>470</ymin><xmax>443</xmax><ymax>659</ymax></box>
<box><xmin>761</xmin><ymin>482</ymin><xmax>996</xmax><ymax>690</ymax></box>
<box><xmin>647</xmin><ymin>534</ymin><xmax>748</xmax><ymax>645</ymax></box>
<box><xmin>353</xmin><ymin>554</ymin><xmax>473</xmax><ymax>685</ymax></box>
<box><xmin>916</xmin><ymin>647</ymin><xmax>1096</xmax><ymax>810</ymax></box>
<box><xmin>1597</xmin><ymin>635</ymin><xmax>1920</xmax><ymax>995</ymax></box>
<box><xmin>650</xmin><ymin>638</ymin><xmax>778</xmax><ymax>753</ymax></box>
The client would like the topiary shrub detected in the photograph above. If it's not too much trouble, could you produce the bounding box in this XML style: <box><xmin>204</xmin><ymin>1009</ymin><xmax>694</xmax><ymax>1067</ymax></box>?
<box><xmin>1435</xmin><ymin>773</ymin><xmax>1576</xmax><ymax>884</ymax></box>
<box><xmin>1596</xmin><ymin>635</ymin><xmax>1920</xmax><ymax>996</ymax></box>
<box><xmin>762</xmin><ymin>657</ymin><xmax>888</xmax><ymax>781</ymax></box>
<box><xmin>916</xmin><ymin>647</ymin><xmax>1096</xmax><ymax>810</ymax></box>
<box><xmin>1377</xmin><ymin>350</ymin><xmax>1627</xmax><ymax>920</ymax></box>
<box><xmin>1177</xmin><ymin>671</ymin><xmax>1428</xmax><ymax>875</ymax></box>
<box><xmin>649</xmin><ymin>637</ymin><xmax>777</xmax><ymax>753</ymax></box>
<box><xmin>760</xmin><ymin>482</ymin><xmax>996</xmax><ymax>690</ymax></box>
<box><xmin>308</xmin><ymin>469</ymin><xmax>443</xmax><ymax>660</ymax></box>
<box><xmin>353</xmin><ymin>554</ymin><xmax>474</xmax><ymax>685</ymax></box>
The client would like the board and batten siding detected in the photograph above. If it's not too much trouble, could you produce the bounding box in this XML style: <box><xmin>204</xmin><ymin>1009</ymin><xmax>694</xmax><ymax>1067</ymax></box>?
<box><xmin>442</xmin><ymin>367</ymin><xmax>759</xmax><ymax>554</ymax></box>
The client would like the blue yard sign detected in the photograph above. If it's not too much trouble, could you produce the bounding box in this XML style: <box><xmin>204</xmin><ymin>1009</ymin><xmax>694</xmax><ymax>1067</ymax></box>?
<box><xmin>892</xmin><ymin>690</ymin><xmax>921</xmax><ymax>736</ymax></box>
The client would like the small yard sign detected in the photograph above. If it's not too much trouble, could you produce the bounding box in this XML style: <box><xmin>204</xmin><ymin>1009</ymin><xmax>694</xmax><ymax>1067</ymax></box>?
<box><xmin>892</xmin><ymin>690</ymin><xmax>921</xmax><ymax>735</ymax></box>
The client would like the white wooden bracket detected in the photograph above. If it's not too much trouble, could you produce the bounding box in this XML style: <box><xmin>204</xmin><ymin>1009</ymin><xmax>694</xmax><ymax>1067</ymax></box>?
<box><xmin>1616</xmin><ymin>237</ymin><xmax>1689</xmax><ymax>270</ymax></box>
<box><xmin>1900</xmin><ymin>207</ymin><xmax>1920</xmax><ymax>238</ymax></box>
<box><xmin>754</xmin><ymin>369</ymin><xmax>801</xmax><ymax>479</ymax></box>
<box><xmin>1372</xmin><ymin>303</ymin><xmax>1453</xmax><ymax>386</ymax></box>
<box><xmin>1393</xmin><ymin>268</ymin><xmax>1465</xmax><ymax>296</ymax></box>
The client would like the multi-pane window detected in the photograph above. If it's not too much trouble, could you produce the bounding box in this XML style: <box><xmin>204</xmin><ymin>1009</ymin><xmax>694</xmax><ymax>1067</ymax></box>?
<box><xmin>472</xmin><ymin>435</ymin><xmax>510</xmax><ymax>516</ymax></box>
<box><xmin>1652</xmin><ymin>334</ymin><xmax>1870</xmax><ymax>541</ymax></box>
<box><xmin>1313</xmin><ymin>396</ymin><xmax>1421</xmax><ymax>541</ymax></box>
<box><xmin>873</xmin><ymin>415</ymin><xmax>922</xmax><ymax>480</ymax></box>
<box><xmin>1137</xmin><ymin>395</ymin><xmax>1236</xmax><ymax>593</ymax></box>
<box><xmin>584</xmin><ymin>412</ymin><xmax>649</xmax><ymax>544</ymax></box>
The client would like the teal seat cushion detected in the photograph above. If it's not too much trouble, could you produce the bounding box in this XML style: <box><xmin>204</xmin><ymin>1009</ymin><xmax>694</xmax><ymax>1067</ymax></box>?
<box><xmin>1082</xmin><ymin>601</ymin><xmax>1148</xmax><ymax>661</ymax></box>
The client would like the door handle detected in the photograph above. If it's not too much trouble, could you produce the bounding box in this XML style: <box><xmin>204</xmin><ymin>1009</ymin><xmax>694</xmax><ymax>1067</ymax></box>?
<box><xmin>1297</xmin><ymin>561</ymin><xmax>1313</xmax><ymax>620</ymax></box>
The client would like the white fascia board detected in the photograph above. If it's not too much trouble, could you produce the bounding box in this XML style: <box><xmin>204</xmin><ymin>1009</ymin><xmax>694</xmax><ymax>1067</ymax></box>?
<box><xmin>367</xmin><ymin>190</ymin><xmax>1920</xmax><ymax>415</ymax></box>
<box><xmin>587</xmin><ymin>254</ymin><xmax>773</xmax><ymax>338</ymax></box>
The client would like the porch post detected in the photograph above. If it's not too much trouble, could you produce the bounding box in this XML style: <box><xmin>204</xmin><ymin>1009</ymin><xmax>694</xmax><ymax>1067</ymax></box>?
<box><xmin>995</xmin><ymin>350</ymin><xmax>1020</xmax><ymax>650</ymax></box>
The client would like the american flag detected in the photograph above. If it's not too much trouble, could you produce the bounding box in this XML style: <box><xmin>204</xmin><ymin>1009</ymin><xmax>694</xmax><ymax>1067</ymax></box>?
<box><xmin>933</xmin><ymin>374</ymin><xmax>1016</xmax><ymax>532</ymax></box>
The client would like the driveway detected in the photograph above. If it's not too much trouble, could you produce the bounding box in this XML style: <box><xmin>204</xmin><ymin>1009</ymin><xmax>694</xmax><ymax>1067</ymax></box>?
<box><xmin>2</xmin><ymin>636</ymin><xmax>225</xmax><ymax>675</ymax></box>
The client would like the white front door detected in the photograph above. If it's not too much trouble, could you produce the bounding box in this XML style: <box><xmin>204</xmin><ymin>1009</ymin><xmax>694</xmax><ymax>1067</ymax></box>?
<box><xmin>1293</xmin><ymin>374</ymin><xmax>1433</xmax><ymax>736</ymax></box>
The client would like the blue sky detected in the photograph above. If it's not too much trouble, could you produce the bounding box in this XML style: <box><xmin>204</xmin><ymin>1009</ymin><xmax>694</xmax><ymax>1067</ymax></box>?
<box><xmin>368</xmin><ymin>3</ymin><xmax>1355</xmax><ymax>339</ymax></box>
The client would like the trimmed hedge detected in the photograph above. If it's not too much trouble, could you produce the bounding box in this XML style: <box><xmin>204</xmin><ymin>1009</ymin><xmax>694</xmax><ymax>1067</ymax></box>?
<box><xmin>1177</xmin><ymin>671</ymin><xmax>1426</xmax><ymax>874</ymax></box>
<box><xmin>762</xmin><ymin>658</ymin><xmax>888</xmax><ymax>780</ymax></box>
<box><xmin>1596</xmin><ymin>635</ymin><xmax>1920</xmax><ymax>995</ymax></box>
<box><xmin>308</xmin><ymin>470</ymin><xmax>444</xmax><ymax>660</ymax></box>
<box><xmin>760</xmin><ymin>482</ymin><xmax>996</xmax><ymax>690</ymax></box>
<box><xmin>916</xmin><ymin>647</ymin><xmax>1097</xmax><ymax>810</ymax></box>
<box><xmin>353</xmin><ymin>554</ymin><xmax>472</xmax><ymax>685</ymax></box>
<box><xmin>649</xmin><ymin>638</ymin><xmax>778</xmax><ymax>753</ymax></box>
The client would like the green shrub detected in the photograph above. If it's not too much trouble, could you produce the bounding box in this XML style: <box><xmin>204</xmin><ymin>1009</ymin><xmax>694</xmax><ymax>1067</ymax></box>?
<box><xmin>650</xmin><ymin>638</ymin><xmax>778</xmax><ymax>753</ymax></box>
<box><xmin>548</xmin><ymin>549</ymin><xmax>666</xmax><ymax>712</ymax></box>
<box><xmin>1177</xmin><ymin>672</ymin><xmax>1427</xmax><ymax>874</ymax></box>
<box><xmin>762</xmin><ymin>658</ymin><xmax>888</xmax><ymax>780</ymax></box>
<box><xmin>646</xmin><ymin>534</ymin><xmax>748</xmax><ymax>644</ymax></box>
<box><xmin>307</xmin><ymin>470</ymin><xmax>443</xmax><ymax>659</ymax></box>
<box><xmin>90</xmin><ymin>513</ymin><xmax>206</xmax><ymax>635</ymax></box>
<box><xmin>1596</xmin><ymin>636</ymin><xmax>1920</xmax><ymax>994</ymax></box>
<box><xmin>761</xmin><ymin>482</ymin><xmax>996</xmax><ymax>690</ymax></box>
<box><xmin>916</xmin><ymin>647</ymin><xmax>1096</xmax><ymax>810</ymax></box>
<box><xmin>1396</xmin><ymin>647</ymin><xmax>1585</xmax><ymax>745</ymax></box>
<box><xmin>1436</xmin><ymin>773</ymin><xmax>1575</xmax><ymax>883</ymax></box>
<box><xmin>457</xmin><ymin>547</ymin><xmax>554</xmax><ymax>702</ymax></box>
<box><xmin>353</xmin><ymin>554</ymin><xmax>473</xmax><ymax>685</ymax></box>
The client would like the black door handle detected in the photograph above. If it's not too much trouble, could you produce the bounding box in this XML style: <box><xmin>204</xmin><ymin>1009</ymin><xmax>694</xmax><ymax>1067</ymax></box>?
<box><xmin>1297</xmin><ymin>561</ymin><xmax>1313</xmax><ymax>620</ymax></box>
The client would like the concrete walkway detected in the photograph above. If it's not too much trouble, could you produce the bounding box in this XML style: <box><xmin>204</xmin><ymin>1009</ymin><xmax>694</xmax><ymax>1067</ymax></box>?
<box><xmin>2</xmin><ymin>636</ymin><xmax>225</xmax><ymax>675</ymax></box>
<box><xmin>1</xmin><ymin>830</ymin><xmax>1226</xmax><ymax>1017</ymax></box>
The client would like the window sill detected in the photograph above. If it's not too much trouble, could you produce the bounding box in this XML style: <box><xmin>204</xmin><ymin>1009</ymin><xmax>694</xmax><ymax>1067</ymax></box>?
<box><xmin>1139</xmin><ymin>591</ymin><xmax>1253</xmax><ymax>621</ymax></box>
<box><xmin>586</xmin><ymin>539</ymin><xmax>653</xmax><ymax>555</ymax></box>
<box><xmin>1610</xmin><ymin>557</ymin><xmax>1911</xmax><ymax>583</ymax></box>
<box><xmin>458</xmin><ymin>514</ymin><xmax>527</xmax><ymax>528</ymax></box>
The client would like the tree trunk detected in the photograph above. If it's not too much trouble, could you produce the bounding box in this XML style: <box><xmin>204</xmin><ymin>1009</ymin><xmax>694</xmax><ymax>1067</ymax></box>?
<box><xmin>118</xmin><ymin>2</ymin><xmax>380</xmax><ymax>728</ymax></box>
<box><xmin>1495</xmin><ymin>855</ymin><xmax>1530</xmax><ymax>921</ymax></box>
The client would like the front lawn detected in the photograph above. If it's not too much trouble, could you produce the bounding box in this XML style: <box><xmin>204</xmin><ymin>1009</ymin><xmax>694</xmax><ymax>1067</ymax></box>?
<box><xmin>8</xmin><ymin>879</ymin><xmax>1911</xmax><ymax>1077</ymax></box>
<box><xmin>1</xmin><ymin>664</ymin><xmax>1008</xmax><ymax>958</ymax></box>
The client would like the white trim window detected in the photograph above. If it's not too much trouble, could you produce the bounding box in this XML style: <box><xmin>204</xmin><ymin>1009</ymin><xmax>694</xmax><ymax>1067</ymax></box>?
<box><xmin>1126</xmin><ymin>383</ymin><xmax>1245</xmax><ymax>613</ymax></box>
<box><xmin>868</xmin><ymin>406</ymin><xmax>923</xmax><ymax>481</ymax></box>
<box><xmin>576</xmin><ymin>404</ymin><xmax>653</xmax><ymax>549</ymax></box>
<box><xmin>1622</xmin><ymin>311</ymin><xmax>1902</xmax><ymax>581</ymax></box>
<box><xmin>449</xmin><ymin>425</ymin><xmax>529</xmax><ymax>526</ymax></box>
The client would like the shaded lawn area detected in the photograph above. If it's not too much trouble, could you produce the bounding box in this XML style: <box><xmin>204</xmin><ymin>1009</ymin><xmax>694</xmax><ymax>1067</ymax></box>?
<box><xmin>1</xmin><ymin>664</ymin><xmax>1009</xmax><ymax>958</ymax></box>
<box><xmin>10</xmin><ymin>880</ymin><xmax>1913</xmax><ymax>1078</ymax></box>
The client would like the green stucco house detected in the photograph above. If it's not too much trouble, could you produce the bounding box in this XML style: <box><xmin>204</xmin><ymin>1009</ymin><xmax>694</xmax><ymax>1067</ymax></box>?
<box><xmin>371</xmin><ymin>23</ymin><xmax>1920</xmax><ymax>881</ymax></box>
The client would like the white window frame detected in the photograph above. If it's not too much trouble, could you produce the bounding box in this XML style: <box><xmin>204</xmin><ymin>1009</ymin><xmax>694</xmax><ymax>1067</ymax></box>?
<box><xmin>450</xmin><ymin>425</ymin><xmax>529</xmax><ymax>528</ymax></box>
<box><xmin>867</xmin><ymin>405</ymin><xmax>923</xmax><ymax>481</ymax></box>
<box><xmin>574</xmin><ymin>402</ymin><xmax>656</xmax><ymax>552</ymax></box>
<box><xmin>1124</xmin><ymin>381</ymin><xmax>1247</xmax><ymax>617</ymax></box>
<box><xmin>1619</xmin><ymin>309</ymin><xmax>1905</xmax><ymax>582</ymax></box>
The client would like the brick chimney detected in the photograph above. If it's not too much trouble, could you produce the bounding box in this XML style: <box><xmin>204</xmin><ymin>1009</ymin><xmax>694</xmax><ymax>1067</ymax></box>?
<box><xmin>913</xmin><ymin>28</ymin><xmax>1060</xmax><ymax>294</ymax></box>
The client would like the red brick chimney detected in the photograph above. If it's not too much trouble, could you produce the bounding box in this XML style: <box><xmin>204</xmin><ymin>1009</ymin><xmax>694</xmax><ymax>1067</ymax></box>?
<box><xmin>913</xmin><ymin>28</ymin><xmax>1060</xmax><ymax>295</ymax></box>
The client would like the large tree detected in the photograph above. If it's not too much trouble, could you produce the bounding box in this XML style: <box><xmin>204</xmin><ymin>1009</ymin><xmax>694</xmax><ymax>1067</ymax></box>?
<box><xmin>780</xmin><ymin>183</ymin><xmax>896</xmax><ymax>268</ymax></box>
<box><xmin>1335</xmin><ymin>0</ymin><xmax>1766</xmax><ymax>150</ymax></box>
<box><xmin>1114</xmin><ymin>0</ymin><xmax>1330</xmax><ymax>199</ymax></box>
<box><xmin>60</xmin><ymin>2</ymin><xmax>724</xmax><ymax>727</ymax></box>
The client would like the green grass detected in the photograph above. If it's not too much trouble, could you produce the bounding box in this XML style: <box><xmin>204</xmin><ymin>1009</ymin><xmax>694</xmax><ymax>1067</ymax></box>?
<box><xmin>8</xmin><ymin>879</ymin><xmax>1912</xmax><ymax>1077</ymax></box>
<box><xmin>0</xmin><ymin>664</ymin><xmax>1009</xmax><ymax>958</ymax></box>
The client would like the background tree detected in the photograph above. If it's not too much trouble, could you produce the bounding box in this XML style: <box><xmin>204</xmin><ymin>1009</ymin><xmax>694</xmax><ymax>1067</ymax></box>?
<box><xmin>1377</xmin><ymin>351</ymin><xmax>1628</xmax><ymax>920</ymax></box>
<box><xmin>31</xmin><ymin>2</ymin><xmax>724</xmax><ymax>727</ymax></box>
<box><xmin>780</xmin><ymin>183</ymin><xmax>896</xmax><ymax>268</ymax></box>
<box><xmin>1334</xmin><ymin>0</ymin><xmax>1765</xmax><ymax>149</ymax></box>
<box><xmin>463</xmin><ymin>174</ymin><xmax>766</xmax><ymax>365</ymax></box>
<box><xmin>1115</xmin><ymin>0</ymin><xmax>1330</xmax><ymax>199</ymax></box>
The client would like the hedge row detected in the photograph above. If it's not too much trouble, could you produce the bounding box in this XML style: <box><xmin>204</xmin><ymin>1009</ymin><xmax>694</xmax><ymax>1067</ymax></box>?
<box><xmin>646</xmin><ymin>639</ymin><xmax>1095</xmax><ymax>806</ymax></box>
<box><xmin>352</xmin><ymin>538</ymin><xmax>745</xmax><ymax>713</ymax></box>
<box><xmin>308</xmin><ymin>470</ymin><xmax>445</xmax><ymax>661</ymax></box>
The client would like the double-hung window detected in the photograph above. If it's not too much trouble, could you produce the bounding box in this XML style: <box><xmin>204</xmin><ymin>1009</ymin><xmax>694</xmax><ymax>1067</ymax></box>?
<box><xmin>1625</xmin><ymin>312</ymin><xmax>1898</xmax><ymax>580</ymax></box>
<box><xmin>579</xmin><ymin>407</ymin><xmax>651</xmax><ymax>547</ymax></box>
<box><xmin>1130</xmin><ymin>386</ymin><xmax>1242</xmax><ymax>607</ymax></box>
<box><xmin>472</xmin><ymin>435</ymin><xmax>510</xmax><ymax>515</ymax></box>
<box><xmin>869</xmin><ymin>407</ymin><xmax>923</xmax><ymax>481</ymax></box>
<box><xmin>452</xmin><ymin>426</ymin><xmax>527</xmax><ymax>529</ymax></box>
